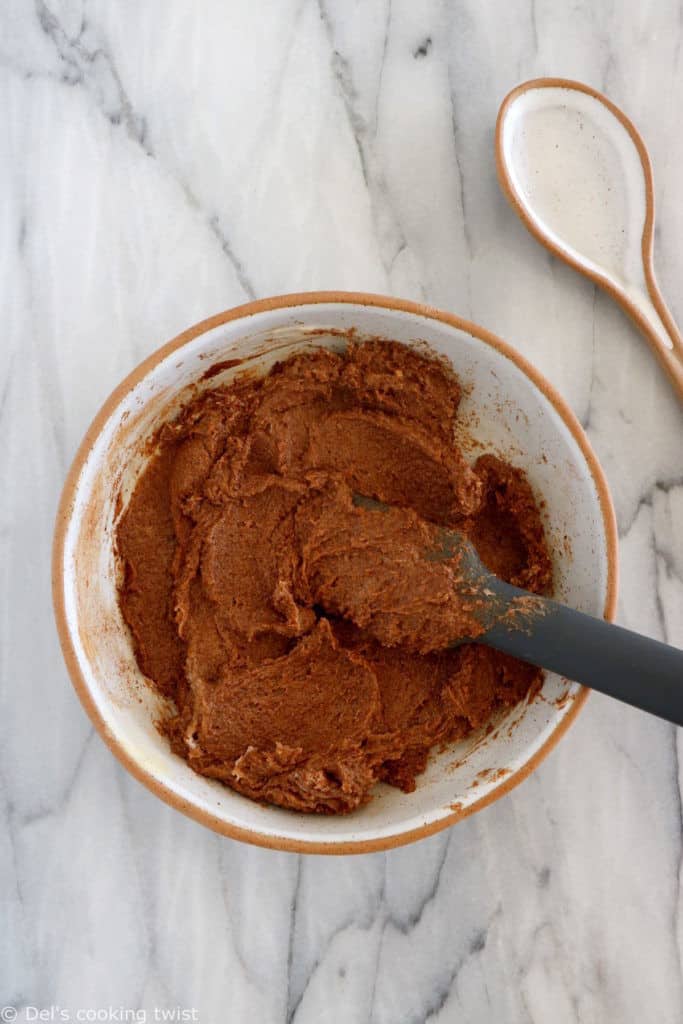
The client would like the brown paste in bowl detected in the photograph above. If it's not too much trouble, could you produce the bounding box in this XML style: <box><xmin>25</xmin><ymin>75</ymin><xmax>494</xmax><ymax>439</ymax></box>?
<box><xmin>117</xmin><ymin>341</ymin><xmax>552</xmax><ymax>813</ymax></box>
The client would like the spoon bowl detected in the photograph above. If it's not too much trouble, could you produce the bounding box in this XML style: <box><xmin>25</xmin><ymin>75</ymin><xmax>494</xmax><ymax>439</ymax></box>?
<box><xmin>496</xmin><ymin>78</ymin><xmax>683</xmax><ymax>400</ymax></box>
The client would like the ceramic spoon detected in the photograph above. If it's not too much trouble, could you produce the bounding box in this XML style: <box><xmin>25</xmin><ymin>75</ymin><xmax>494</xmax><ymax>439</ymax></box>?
<box><xmin>353</xmin><ymin>494</ymin><xmax>683</xmax><ymax>726</ymax></box>
<box><xmin>496</xmin><ymin>77</ymin><xmax>683</xmax><ymax>401</ymax></box>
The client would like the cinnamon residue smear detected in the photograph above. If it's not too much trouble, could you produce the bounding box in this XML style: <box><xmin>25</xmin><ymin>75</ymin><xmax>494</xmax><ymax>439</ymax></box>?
<box><xmin>117</xmin><ymin>341</ymin><xmax>552</xmax><ymax>814</ymax></box>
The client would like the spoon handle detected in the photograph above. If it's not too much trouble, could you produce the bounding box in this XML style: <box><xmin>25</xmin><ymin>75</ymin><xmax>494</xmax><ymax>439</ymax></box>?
<box><xmin>631</xmin><ymin>277</ymin><xmax>683</xmax><ymax>403</ymax></box>
<box><xmin>484</xmin><ymin>587</ymin><xmax>683</xmax><ymax>726</ymax></box>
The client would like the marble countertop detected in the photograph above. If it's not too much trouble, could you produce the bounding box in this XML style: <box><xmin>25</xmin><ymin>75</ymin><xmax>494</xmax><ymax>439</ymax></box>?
<box><xmin>3</xmin><ymin>2</ymin><xmax>683</xmax><ymax>1021</ymax></box>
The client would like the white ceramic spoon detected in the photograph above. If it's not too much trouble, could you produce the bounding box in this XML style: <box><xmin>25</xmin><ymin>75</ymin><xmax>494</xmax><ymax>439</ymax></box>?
<box><xmin>496</xmin><ymin>77</ymin><xmax>683</xmax><ymax>402</ymax></box>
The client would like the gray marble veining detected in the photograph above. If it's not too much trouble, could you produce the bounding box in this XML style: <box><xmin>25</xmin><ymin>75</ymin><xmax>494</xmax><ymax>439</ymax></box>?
<box><xmin>2</xmin><ymin>1</ymin><xmax>683</xmax><ymax>1021</ymax></box>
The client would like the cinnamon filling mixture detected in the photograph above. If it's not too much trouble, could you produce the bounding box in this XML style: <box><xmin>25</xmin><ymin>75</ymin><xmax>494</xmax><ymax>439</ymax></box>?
<box><xmin>117</xmin><ymin>341</ymin><xmax>552</xmax><ymax>813</ymax></box>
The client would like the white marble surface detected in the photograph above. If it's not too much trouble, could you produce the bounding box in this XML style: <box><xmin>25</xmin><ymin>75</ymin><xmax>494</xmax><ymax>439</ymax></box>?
<box><xmin>2</xmin><ymin>2</ymin><xmax>683</xmax><ymax>1021</ymax></box>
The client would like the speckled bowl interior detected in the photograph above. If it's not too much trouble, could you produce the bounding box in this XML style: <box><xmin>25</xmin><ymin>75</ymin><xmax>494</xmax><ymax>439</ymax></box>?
<box><xmin>53</xmin><ymin>295</ymin><xmax>617</xmax><ymax>853</ymax></box>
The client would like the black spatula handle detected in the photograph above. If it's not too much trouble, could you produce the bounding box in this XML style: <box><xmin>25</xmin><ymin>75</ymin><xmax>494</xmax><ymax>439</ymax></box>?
<box><xmin>484</xmin><ymin>586</ymin><xmax>683</xmax><ymax>726</ymax></box>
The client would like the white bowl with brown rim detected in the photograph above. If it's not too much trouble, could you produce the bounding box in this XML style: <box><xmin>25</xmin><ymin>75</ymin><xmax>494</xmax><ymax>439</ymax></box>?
<box><xmin>52</xmin><ymin>292</ymin><xmax>618</xmax><ymax>854</ymax></box>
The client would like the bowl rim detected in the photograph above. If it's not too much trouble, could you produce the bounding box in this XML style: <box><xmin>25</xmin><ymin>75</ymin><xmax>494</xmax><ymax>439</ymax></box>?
<box><xmin>52</xmin><ymin>290</ymin><xmax>619</xmax><ymax>854</ymax></box>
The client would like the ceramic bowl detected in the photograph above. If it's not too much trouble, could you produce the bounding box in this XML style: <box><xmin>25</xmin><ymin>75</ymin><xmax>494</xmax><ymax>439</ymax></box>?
<box><xmin>52</xmin><ymin>292</ymin><xmax>618</xmax><ymax>854</ymax></box>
